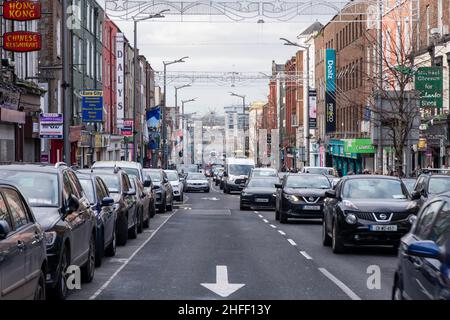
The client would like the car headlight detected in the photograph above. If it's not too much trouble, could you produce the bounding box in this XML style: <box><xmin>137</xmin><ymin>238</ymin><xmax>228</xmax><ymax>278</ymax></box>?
<box><xmin>345</xmin><ymin>213</ymin><xmax>357</xmax><ymax>224</ymax></box>
<box><xmin>284</xmin><ymin>194</ymin><xmax>300</xmax><ymax>202</ymax></box>
<box><xmin>241</xmin><ymin>192</ymin><xmax>252</xmax><ymax>197</ymax></box>
<box><xmin>343</xmin><ymin>200</ymin><xmax>359</xmax><ymax>210</ymax></box>
<box><xmin>272</xmin><ymin>193</ymin><xmax>277</xmax><ymax>197</ymax></box>
<box><xmin>406</xmin><ymin>201</ymin><xmax>418</xmax><ymax>211</ymax></box>
<box><xmin>408</xmin><ymin>214</ymin><xmax>417</xmax><ymax>225</ymax></box>
<box><xmin>44</xmin><ymin>231</ymin><xmax>57</xmax><ymax>246</ymax></box>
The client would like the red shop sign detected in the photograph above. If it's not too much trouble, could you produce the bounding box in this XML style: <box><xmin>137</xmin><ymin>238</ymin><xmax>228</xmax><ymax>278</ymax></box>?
<box><xmin>3</xmin><ymin>31</ymin><xmax>42</xmax><ymax>52</ymax></box>
<box><xmin>3</xmin><ymin>1</ymin><xmax>41</xmax><ymax>21</ymax></box>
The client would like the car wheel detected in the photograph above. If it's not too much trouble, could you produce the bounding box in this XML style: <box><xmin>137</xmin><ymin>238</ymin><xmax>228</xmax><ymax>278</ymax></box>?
<box><xmin>137</xmin><ymin>207</ymin><xmax>144</xmax><ymax>234</ymax></box>
<box><xmin>332</xmin><ymin>220</ymin><xmax>345</xmax><ymax>254</ymax></box>
<box><xmin>240</xmin><ymin>203</ymin><xmax>248</xmax><ymax>211</ymax></box>
<box><xmin>116</xmin><ymin>216</ymin><xmax>128</xmax><ymax>246</ymax></box>
<box><xmin>392</xmin><ymin>277</ymin><xmax>403</xmax><ymax>300</ymax></box>
<box><xmin>150</xmin><ymin>201</ymin><xmax>156</xmax><ymax>218</ymax></box>
<box><xmin>159</xmin><ymin>198</ymin><xmax>167</xmax><ymax>213</ymax></box>
<box><xmin>167</xmin><ymin>198</ymin><xmax>173</xmax><ymax>211</ymax></box>
<box><xmin>322</xmin><ymin>219</ymin><xmax>332</xmax><ymax>247</ymax></box>
<box><xmin>95</xmin><ymin>228</ymin><xmax>104</xmax><ymax>267</ymax></box>
<box><xmin>275</xmin><ymin>209</ymin><xmax>280</xmax><ymax>221</ymax></box>
<box><xmin>34</xmin><ymin>269</ymin><xmax>46</xmax><ymax>300</ymax></box>
<box><xmin>81</xmin><ymin>233</ymin><xmax>96</xmax><ymax>283</ymax></box>
<box><xmin>220</xmin><ymin>182</ymin><xmax>224</xmax><ymax>190</ymax></box>
<box><xmin>49</xmin><ymin>246</ymin><xmax>69</xmax><ymax>300</ymax></box>
<box><xmin>143</xmin><ymin>209</ymin><xmax>150</xmax><ymax>228</ymax></box>
<box><xmin>105</xmin><ymin>228</ymin><xmax>116</xmax><ymax>257</ymax></box>
<box><xmin>128</xmin><ymin>213</ymin><xmax>138</xmax><ymax>239</ymax></box>
<box><xmin>205</xmin><ymin>188</ymin><xmax>210</xmax><ymax>193</ymax></box>
<box><xmin>279</xmin><ymin>211</ymin><xmax>288</xmax><ymax>224</ymax></box>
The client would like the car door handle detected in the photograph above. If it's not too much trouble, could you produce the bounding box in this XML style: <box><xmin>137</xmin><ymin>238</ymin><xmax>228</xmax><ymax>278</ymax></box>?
<box><xmin>17</xmin><ymin>240</ymin><xmax>25</xmax><ymax>250</ymax></box>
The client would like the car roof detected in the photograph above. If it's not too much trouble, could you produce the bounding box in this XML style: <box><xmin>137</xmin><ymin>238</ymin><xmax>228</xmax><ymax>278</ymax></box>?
<box><xmin>75</xmin><ymin>172</ymin><xmax>93</xmax><ymax>180</ymax></box>
<box><xmin>341</xmin><ymin>174</ymin><xmax>400</xmax><ymax>180</ymax></box>
<box><xmin>164</xmin><ymin>170</ymin><xmax>177</xmax><ymax>173</ymax></box>
<box><xmin>253</xmin><ymin>168</ymin><xmax>277</xmax><ymax>171</ymax></box>
<box><xmin>0</xmin><ymin>163</ymin><xmax>66</xmax><ymax>173</ymax></box>
<box><xmin>92</xmin><ymin>161</ymin><xmax>142</xmax><ymax>169</ymax></box>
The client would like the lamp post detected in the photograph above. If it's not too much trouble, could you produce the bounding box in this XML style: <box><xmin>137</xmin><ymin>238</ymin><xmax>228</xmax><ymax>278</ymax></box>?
<box><xmin>162</xmin><ymin>56</ymin><xmax>189</xmax><ymax>168</ymax></box>
<box><xmin>230</xmin><ymin>92</ymin><xmax>247</xmax><ymax>157</ymax></box>
<box><xmin>280</xmin><ymin>37</ymin><xmax>311</xmax><ymax>167</ymax></box>
<box><xmin>133</xmin><ymin>10</ymin><xmax>168</xmax><ymax>163</ymax></box>
<box><xmin>181</xmin><ymin>98</ymin><xmax>196</xmax><ymax>165</ymax></box>
<box><xmin>175</xmin><ymin>84</ymin><xmax>191</xmax><ymax>167</ymax></box>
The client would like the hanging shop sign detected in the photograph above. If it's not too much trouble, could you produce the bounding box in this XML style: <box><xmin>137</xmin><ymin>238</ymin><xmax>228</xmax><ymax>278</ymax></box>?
<box><xmin>39</xmin><ymin>113</ymin><xmax>63</xmax><ymax>139</ymax></box>
<box><xmin>81</xmin><ymin>90</ymin><xmax>103</xmax><ymax>122</ymax></box>
<box><xmin>3</xmin><ymin>1</ymin><xmax>41</xmax><ymax>21</ymax></box>
<box><xmin>343</xmin><ymin>139</ymin><xmax>375</xmax><ymax>154</ymax></box>
<box><xmin>325</xmin><ymin>49</ymin><xmax>336</xmax><ymax>133</ymax></box>
<box><xmin>120</xmin><ymin>119</ymin><xmax>134</xmax><ymax>137</ymax></box>
<box><xmin>417</xmin><ymin>138</ymin><xmax>427</xmax><ymax>151</ymax></box>
<box><xmin>309</xmin><ymin>89</ymin><xmax>317</xmax><ymax>129</ymax></box>
<box><xmin>116</xmin><ymin>33</ymin><xmax>125</xmax><ymax>128</ymax></box>
<box><xmin>3</xmin><ymin>31</ymin><xmax>41</xmax><ymax>52</ymax></box>
<box><xmin>415</xmin><ymin>67</ymin><xmax>443</xmax><ymax>108</ymax></box>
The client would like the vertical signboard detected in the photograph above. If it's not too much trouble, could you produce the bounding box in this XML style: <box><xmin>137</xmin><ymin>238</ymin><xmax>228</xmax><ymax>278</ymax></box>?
<box><xmin>81</xmin><ymin>90</ymin><xmax>103</xmax><ymax>122</ymax></box>
<box><xmin>415</xmin><ymin>67</ymin><xmax>443</xmax><ymax>108</ymax></box>
<box><xmin>308</xmin><ymin>89</ymin><xmax>317</xmax><ymax>129</ymax></box>
<box><xmin>116</xmin><ymin>33</ymin><xmax>125</xmax><ymax>128</ymax></box>
<box><xmin>325</xmin><ymin>49</ymin><xmax>336</xmax><ymax>133</ymax></box>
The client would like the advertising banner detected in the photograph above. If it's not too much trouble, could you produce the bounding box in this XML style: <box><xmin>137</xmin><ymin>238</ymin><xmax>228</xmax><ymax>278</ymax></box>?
<box><xmin>325</xmin><ymin>49</ymin><xmax>336</xmax><ymax>133</ymax></box>
<box><xmin>3</xmin><ymin>31</ymin><xmax>41</xmax><ymax>52</ymax></box>
<box><xmin>39</xmin><ymin>113</ymin><xmax>63</xmax><ymax>139</ymax></box>
<box><xmin>116</xmin><ymin>33</ymin><xmax>125</xmax><ymax>128</ymax></box>
<box><xmin>81</xmin><ymin>90</ymin><xmax>103</xmax><ymax>122</ymax></box>
<box><xmin>415</xmin><ymin>67</ymin><xmax>443</xmax><ymax>108</ymax></box>
<box><xmin>343</xmin><ymin>139</ymin><xmax>375</xmax><ymax>154</ymax></box>
<box><xmin>120</xmin><ymin>119</ymin><xmax>133</xmax><ymax>137</ymax></box>
<box><xmin>309</xmin><ymin>89</ymin><xmax>317</xmax><ymax>129</ymax></box>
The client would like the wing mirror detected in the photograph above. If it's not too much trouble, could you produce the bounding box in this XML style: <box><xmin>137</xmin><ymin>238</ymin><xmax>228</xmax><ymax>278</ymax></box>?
<box><xmin>410</xmin><ymin>191</ymin><xmax>421</xmax><ymax>200</ymax></box>
<box><xmin>101</xmin><ymin>196</ymin><xmax>114</xmax><ymax>207</ymax></box>
<box><xmin>407</xmin><ymin>240</ymin><xmax>443</xmax><ymax>260</ymax></box>
<box><xmin>274</xmin><ymin>183</ymin><xmax>282</xmax><ymax>189</ymax></box>
<box><xmin>143</xmin><ymin>179</ymin><xmax>152</xmax><ymax>188</ymax></box>
<box><xmin>0</xmin><ymin>220</ymin><xmax>11</xmax><ymax>240</ymax></box>
<box><xmin>325</xmin><ymin>190</ymin><xmax>337</xmax><ymax>198</ymax></box>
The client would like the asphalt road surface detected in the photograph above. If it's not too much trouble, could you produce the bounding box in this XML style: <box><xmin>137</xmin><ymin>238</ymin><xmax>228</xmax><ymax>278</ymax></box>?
<box><xmin>68</xmin><ymin>181</ymin><xmax>397</xmax><ymax>300</ymax></box>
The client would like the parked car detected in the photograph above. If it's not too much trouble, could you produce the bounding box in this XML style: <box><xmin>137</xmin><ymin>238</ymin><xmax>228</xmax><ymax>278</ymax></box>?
<box><xmin>0</xmin><ymin>163</ymin><xmax>97</xmax><ymax>299</ymax></box>
<box><xmin>250</xmin><ymin>168</ymin><xmax>279</xmax><ymax>178</ymax></box>
<box><xmin>165</xmin><ymin>170</ymin><xmax>184</xmax><ymax>202</ymax></box>
<box><xmin>240</xmin><ymin>176</ymin><xmax>280</xmax><ymax>210</ymax></box>
<box><xmin>322</xmin><ymin>175</ymin><xmax>419</xmax><ymax>254</ymax></box>
<box><xmin>0</xmin><ymin>181</ymin><xmax>47</xmax><ymax>300</ymax></box>
<box><xmin>411</xmin><ymin>171</ymin><xmax>450</xmax><ymax>206</ymax></box>
<box><xmin>129</xmin><ymin>176</ymin><xmax>153</xmax><ymax>233</ymax></box>
<box><xmin>143</xmin><ymin>169</ymin><xmax>173</xmax><ymax>213</ymax></box>
<box><xmin>185</xmin><ymin>172</ymin><xmax>210</xmax><ymax>193</ymax></box>
<box><xmin>89</xmin><ymin>168</ymin><xmax>138</xmax><ymax>246</ymax></box>
<box><xmin>92</xmin><ymin>161</ymin><xmax>152</xmax><ymax>187</ymax></box>
<box><xmin>76</xmin><ymin>171</ymin><xmax>116</xmax><ymax>266</ymax></box>
<box><xmin>392</xmin><ymin>192</ymin><xmax>450</xmax><ymax>300</ymax></box>
<box><xmin>275</xmin><ymin>173</ymin><xmax>331</xmax><ymax>223</ymax></box>
<box><xmin>301</xmin><ymin>166</ymin><xmax>337</xmax><ymax>177</ymax></box>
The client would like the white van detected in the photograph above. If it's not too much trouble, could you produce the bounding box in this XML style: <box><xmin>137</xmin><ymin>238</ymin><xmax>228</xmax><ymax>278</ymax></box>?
<box><xmin>223</xmin><ymin>157</ymin><xmax>255</xmax><ymax>193</ymax></box>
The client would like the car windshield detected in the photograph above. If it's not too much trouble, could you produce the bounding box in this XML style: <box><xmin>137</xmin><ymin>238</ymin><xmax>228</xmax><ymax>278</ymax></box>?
<box><xmin>229</xmin><ymin>164</ymin><xmax>253</xmax><ymax>176</ymax></box>
<box><xmin>286</xmin><ymin>175</ymin><xmax>331</xmax><ymax>189</ymax></box>
<box><xmin>166</xmin><ymin>171</ymin><xmax>179</xmax><ymax>181</ymax></box>
<box><xmin>188</xmin><ymin>173</ymin><xmax>206</xmax><ymax>180</ymax></box>
<box><xmin>0</xmin><ymin>170</ymin><xmax>59</xmax><ymax>206</ymax></box>
<box><xmin>121</xmin><ymin>168</ymin><xmax>140</xmax><ymax>180</ymax></box>
<box><xmin>342</xmin><ymin>179</ymin><xmax>407</xmax><ymax>199</ymax></box>
<box><xmin>247</xmin><ymin>178</ymin><xmax>279</xmax><ymax>188</ymax></box>
<box><xmin>79</xmin><ymin>178</ymin><xmax>95</xmax><ymax>204</ymax></box>
<box><xmin>252</xmin><ymin>170</ymin><xmax>278</xmax><ymax>177</ymax></box>
<box><xmin>96</xmin><ymin>174</ymin><xmax>120</xmax><ymax>193</ymax></box>
<box><xmin>428</xmin><ymin>177</ymin><xmax>450</xmax><ymax>194</ymax></box>
<box><xmin>304</xmin><ymin>168</ymin><xmax>334</xmax><ymax>175</ymax></box>
<box><xmin>144</xmin><ymin>171</ymin><xmax>161</xmax><ymax>182</ymax></box>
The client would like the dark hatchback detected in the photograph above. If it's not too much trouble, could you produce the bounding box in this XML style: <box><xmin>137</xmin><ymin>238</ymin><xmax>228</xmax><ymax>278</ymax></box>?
<box><xmin>275</xmin><ymin>174</ymin><xmax>331</xmax><ymax>223</ymax></box>
<box><xmin>240</xmin><ymin>177</ymin><xmax>279</xmax><ymax>210</ymax></box>
<box><xmin>393</xmin><ymin>192</ymin><xmax>450</xmax><ymax>300</ymax></box>
<box><xmin>411</xmin><ymin>172</ymin><xmax>450</xmax><ymax>206</ymax></box>
<box><xmin>322</xmin><ymin>175</ymin><xmax>419</xmax><ymax>253</ymax></box>
<box><xmin>76</xmin><ymin>172</ymin><xmax>116</xmax><ymax>266</ymax></box>
<box><xmin>0</xmin><ymin>163</ymin><xmax>97</xmax><ymax>299</ymax></box>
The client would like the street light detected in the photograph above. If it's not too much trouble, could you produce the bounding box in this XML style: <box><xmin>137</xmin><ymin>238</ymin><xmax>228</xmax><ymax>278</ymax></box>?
<box><xmin>229</xmin><ymin>92</ymin><xmax>248</xmax><ymax>157</ymax></box>
<box><xmin>162</xmin><ymin>56</ymin><xmax>189</xmax><ymax>168</ymax></box>
<box><xmin>175</xmin><ymin>83</ymin><xmax>191</xmax><ymax>128</ymax></box>
<box><xmin>280</xmin><ymin>37</ymin><xmax>311</xmax><ymax>167</ymax></box>
<box><xmin>133</xmin><ymin>9</ymin><xmax>168</xmax><ymax>163</ymax></box>
<box><xmin>181</xmin><ymin>98</ymin><xmax>196</xmax><ymax>165</ymax></box>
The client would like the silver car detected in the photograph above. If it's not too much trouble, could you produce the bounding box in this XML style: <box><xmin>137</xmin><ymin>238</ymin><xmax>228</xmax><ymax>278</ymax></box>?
<box><xmin>164</xmin><ymin>170</ymin><xmax>184</xmax><ymax>202</ymax></box>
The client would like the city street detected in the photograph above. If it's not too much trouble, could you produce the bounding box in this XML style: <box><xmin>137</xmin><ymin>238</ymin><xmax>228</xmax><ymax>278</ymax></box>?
<box><xmin>68</xmin><ymin>181</ymin><xmax>397</xmax><ymax>300</ymax></box>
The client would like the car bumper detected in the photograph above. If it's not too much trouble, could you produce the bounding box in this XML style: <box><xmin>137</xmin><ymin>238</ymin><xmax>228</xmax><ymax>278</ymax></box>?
<box><xmin>155</xmin><ymin>192</ymin><xmax>163</xmax><ymax>205</ymax></box>
<box><xmin>185</xmin><ymin>184</ymin><xmax>209</xmax><ymax>191</ymax></box>
<box><xmin>241</xmin><ymin>195</ymin><xmax>276</xmax><ymax>209</ymax></box>
<box><xmin>282</xmin><ymin>201</ymin><xmax>324</xmax><ymax>219</ymax></box>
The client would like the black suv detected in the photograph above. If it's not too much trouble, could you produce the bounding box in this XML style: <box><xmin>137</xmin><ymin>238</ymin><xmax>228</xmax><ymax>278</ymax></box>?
<box><xmin>0</xmin><ymin>163</ymin><xmax>97</xmax><ymax>299</ymax></box>
<box><xmin>89</xmin><ymin>168</ymin><xmax>138</xmax><ymax>246</ymax></box>
<box><xmin>411</xmin><ymin>169</ymin><xmax>450</xmax><ymax>205</ymax></box>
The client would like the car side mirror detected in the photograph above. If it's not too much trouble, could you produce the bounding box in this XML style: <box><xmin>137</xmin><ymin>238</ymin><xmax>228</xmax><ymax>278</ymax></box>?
<box><xmin>180</xmin><ymin>177</ymin><xmax>185</xmax><ymax>182</ymax></box>
<box><xmin>63</xmin><ymin>194</ymin><xmax>80</xmax><ymax>219</ymax></box>
<box><xmin>101</xmin><ymin>196</ymin><xmax>114</xmax><ymax>207</ymax></box>
<box><xmin>143</xmin><ymin>180</ymin><xmax>152</xmax><ymax>188</ymax></box>
<box><xmin>407</xmin><ymin>241</ymin><xmax>442</xmax><ymax>260</ymax></box>
<box><xmin>411</xmin><ymin>191</ymin><xmax>421</xmax><ymax>200</ymax></box>
<box><xmin>274</xmin><ymin>183</ymin><xmax>282</xmax><ymax>189</ymax></box>
<box><xmin>325</xmin><ymin>190</ymin><xmax>337</xmax><ymax>198</ymax></box>
<box><xmin>0</xmin><ymin>220</ymin><xmax>11</xmax><ymax>240</ymax></box>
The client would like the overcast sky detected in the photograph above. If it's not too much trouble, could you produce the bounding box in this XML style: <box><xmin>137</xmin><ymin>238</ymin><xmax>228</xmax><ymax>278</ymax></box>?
<box><xmin>98</xmin><ymin>1</ymin><xmax>330</xmax><ymax>115</ymax></box>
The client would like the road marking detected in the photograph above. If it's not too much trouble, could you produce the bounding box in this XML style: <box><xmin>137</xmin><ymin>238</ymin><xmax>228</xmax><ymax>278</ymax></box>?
<box><xmin>269</xmin><ymin>224</ymin><xmax>277</xmax><ymax>229</ymax></box>
<box><xmin>262</xmin><ymin>219</ymin><xmax>269</xmax><ymax>223</ymax></box>
<box><xmin>300</xmin><ymin>251</ymin><xmax>313</xmax><ymax>260</ymax></box>
<box><xmin>258</xmin><ymin>214</ymin><xmax>263</xmax><ymax>218</ymax></box>
<box><xmin>287</xmin><ymin>239</ymin><xmax>297</xmax><ymax>246</ymax></box>
<box><xmin>254</xmin><ymin>211</ymin><xmax>259</xmax><ymax>214</ymax></box>
<box><xmin>318</xmin><ymin>268</ymin><xmax>361</xmax><ymax>300</ymax></box>
<box><xmin>278</xmin><ymin>230</ymin><xmax>286</xmax><ymax>236</ymax></box>
<box><xmin>89</xmin><ymin>211</ymin><xmax>176</xmax><ymax>300</ymax></box>
<box><xmin>201</xmin><ymin>265</ymin><xmax>245</xmax><ymax>298</ymax></box>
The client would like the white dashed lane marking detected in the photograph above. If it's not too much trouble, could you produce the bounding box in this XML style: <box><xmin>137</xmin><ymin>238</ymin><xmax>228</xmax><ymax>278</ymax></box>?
<box><xmin>262</xmin><ymin>219</ymin><xmax>269</xmax><ymax>223</ymax></box>
<box><xmin>278</xmin><ymin>230</ymin><xmax>286</xmax><ymax>236</ymax></box>
<box><xmin>300</xmin><ymin>251</ymin><xmax>313</xmax><ymax>260</ymax></box>
<box><xmin>287</xmin><ymin>239</ymin><xmax>297</xmax><ymax>246</ymax></box>
<box><xmin>318</xmin><ymin>268</ymin><xmax>361</xmax><ymax>300</ymax></box>
<box><xmin>269</xmin><ymin>224</ymin><xmax>277</xmax><ymax>229</ymax></box>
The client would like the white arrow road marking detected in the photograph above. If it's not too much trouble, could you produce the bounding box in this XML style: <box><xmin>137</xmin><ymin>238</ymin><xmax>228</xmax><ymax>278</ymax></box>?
<box><xmin>201</xmin><ymin>197</ymin><xmax>220</xmax><ymax>201</ymax></box>
<box><xmin>201</xmin><ymin>265</ymin><xmax>245</xmax><ymax>298</ymax></box>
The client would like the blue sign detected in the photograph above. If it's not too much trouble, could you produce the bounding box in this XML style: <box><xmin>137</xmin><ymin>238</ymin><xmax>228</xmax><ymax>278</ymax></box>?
<box><xmin>147</xmin><ymin>106</ymin><xmax>160</xmax><ymax>129</ymax></box>
<box><xmin>325</xmin><ymin>49</ymin><xmax>336</xmax><ymax>92</ymax></box>
<box><xmin>82</xmin><ymin>90</ymin><xmax>103</xmax><ymax>122</ymax></box>
<box><xmin>325</xmin><ymin>49</ymin><xmax>336</xmax><ymax>133</ymax></box>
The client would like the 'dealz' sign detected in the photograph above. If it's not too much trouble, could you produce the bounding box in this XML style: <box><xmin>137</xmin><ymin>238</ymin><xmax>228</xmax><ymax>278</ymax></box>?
<box><xmin>415</xmin><ymin>67</ymin><xmax>443</xmax><ymax>108</ymax></box>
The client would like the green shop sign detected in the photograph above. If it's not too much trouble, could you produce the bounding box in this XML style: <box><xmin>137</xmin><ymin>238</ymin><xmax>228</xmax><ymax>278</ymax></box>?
<box><xmin>344</xmin><ymin>139</ymin><xmax>375</xmax><ymax>154</ymax></box>
<box><xmin>415</xmin><ymin>67</ymin><xmax>443</xmax><ymax>108</ymax></box>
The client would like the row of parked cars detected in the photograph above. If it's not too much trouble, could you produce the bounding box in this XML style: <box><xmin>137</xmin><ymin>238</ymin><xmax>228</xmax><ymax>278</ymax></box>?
<box><xmin>0</xmin><ymin>161</ymin><xmax>187</xmax><ymax>300</ymax></box>
<box><xmin>232</xmin><ymin>166</ymin><xmax>450</xmax><ymax>300</ymax></box>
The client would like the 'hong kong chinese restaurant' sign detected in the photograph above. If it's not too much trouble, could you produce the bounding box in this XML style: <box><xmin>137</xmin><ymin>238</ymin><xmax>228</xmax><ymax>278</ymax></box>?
<box><xmin>3</xmin><ymin>31</ymin><xmax>41</xmax><ymax>52</ymax></box>
<box><xmin>3</xmin><ymin>1</ymin><xmax>41</xmax><ymax>21</ymax></box>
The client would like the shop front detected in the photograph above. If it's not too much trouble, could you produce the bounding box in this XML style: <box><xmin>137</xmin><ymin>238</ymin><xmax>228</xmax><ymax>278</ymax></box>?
<box><xmin>328</xmin><ymin>138</ymin><xmax>375</xmax><ymax>175</ymax></box>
